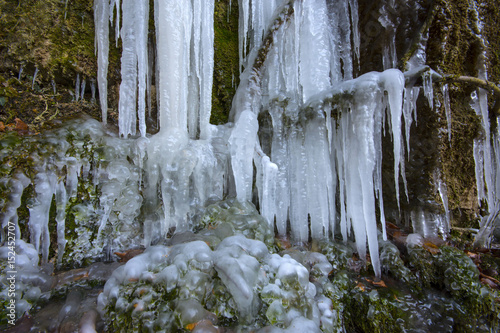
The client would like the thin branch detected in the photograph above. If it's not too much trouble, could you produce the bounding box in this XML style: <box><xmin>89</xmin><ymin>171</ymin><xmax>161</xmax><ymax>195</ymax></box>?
<box><xmin>405</xmin><ymin>66</ymin><xmax>500</xmax><ymax>116</ymax></box>
<box><xmin>442</xmin><ymin>75</ymin><xmax>500</xmax><ymax>98</ymax></box>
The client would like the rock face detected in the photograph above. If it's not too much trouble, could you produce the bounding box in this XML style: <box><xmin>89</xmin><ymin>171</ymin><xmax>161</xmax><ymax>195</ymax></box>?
<box><xmin>355</xmin><ymin>0</ymin><xmax>500</xmax><ymax>231</ymax></box>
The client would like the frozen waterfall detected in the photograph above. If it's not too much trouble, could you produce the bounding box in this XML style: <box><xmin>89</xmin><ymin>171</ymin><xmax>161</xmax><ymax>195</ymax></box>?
<box><xmin>228</xmin><ymin>0</ymin><xmax>408</xmax><ymax>277</ymax></box>
<box><xmin>13</xmin><ymin>0</ymin><xmax>419</xmax><ymax>277</ymax></box>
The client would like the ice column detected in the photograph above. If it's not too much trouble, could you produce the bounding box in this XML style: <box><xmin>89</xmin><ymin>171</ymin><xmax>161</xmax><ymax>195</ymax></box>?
<box><xmin>155</xmin><ymin>0</ymin><xmax>191</xmax><ymax>131</ymax></box>
<box><xmin>118</xmin><ymin>0</ymin><xmax>149</xmax><ymax>137</ymax></box>
<box><xmin>141</xmin><ymin>0</ymin><xmax>224</xmax><ymax>243</ymax></box>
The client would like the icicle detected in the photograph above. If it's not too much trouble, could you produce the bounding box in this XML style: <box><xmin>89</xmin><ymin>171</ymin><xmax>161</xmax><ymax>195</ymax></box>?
<box><xmin>298</xmin><ymin>0</ymin><xmax>331</xmax><ymax>103</ymax></box>
<box><xmin>18</xmin><ymin>64</ymin><xmax>23</xmax><ymax>80</ymax></box>
<box><xmin>118</xmin><ymin>0</ymin><xmax>138</xmax><ymax>137</ymax></box>
<box><xmin>348</xmin><ymin>0</ymin><xmax>360</xmax><ymax>61</ymax></box>
<box><xmin>147</xmin><ymin>37</ymin><xmax>154</xmax><ymax>118</ymax></box>
<box><xmin>229</xmin><ymin>110</ymin><xmax>258</xmax><ymax>201</ymax></box>
<box><xmin>1</xmin><ymin>173</ymin><xmax>31</xmax><ymax>240</ymax></box>
<box><xmin>423</xmin><ymin>71</ymin><xmax>434</xmax><ymax>109</ymax></box>
<box><xmin>194</xmin><ymin>0</ymin><xmax>215</xmax><ymax>139</ymax></box>
<box><xmin>442</xmin><ymin>84</ymin><xmax>452</xmax><ymax>143</ymax></box>
<box><xmin>110</xmin><ymin>0</ymin><xmax>121</xmax><ymax>45</ymax></box>
<box><xmin>334</xmin><ymin>0</ymin><xmax>354</xmax><ymax>80</ymax></box>
<box><xmin>90</xmin><ymin>78</ymin><xmax>96</xmax><ymax>103</ymax></box>
<box><xmin>51</xmin><ymin>79</ymin><xmax>57</xmax><ymax>95</ymax></box>
<box><xmin>29</xmin><ymin>171</ymin><xmax>57</xmax><ymax>263</ymax></box>
<box><xmin>94</xmin><ymin>0</ymin><xmax>110</xmax><ymax>123</ymax></box>
<box><xmin>55</xmin><ymin>180</ymin><xmax>68</xmax><ymax>264</ymax></box>
<box><xmin>75</xmin><ymin>73</ymin><xmax>80</xmax><ymax>101</ymax></box>
<box><xmin>155</xmin><ymin>0</ymin><xmax>192</xmax><ymax>132</ymax></box>
<box><xmin>238</xmin><ymin>0</ymin><xmax>250</xmax><ymax>71</ymax></box>
<box><xmin>379</xmin><ymin>2</ymin><xmax>397</xmax><ymax>69</ymax></box>
<box><xmin>32</xmin><ymin>67</ymin><xmax>39</xmax><ymax>90</ymax></box>
<box><xmin>437</xmin><ymin>175</ymin><xmax>451</xmax><ymax>238</ymax></box>
<box><xmin>382</xmin><ymin>69</ymin><xmax>405</xmax><ymax>208</ymax></box>
<box><xmin>402</xmin><ymin>86</ymin><xmax>419</xmax><ymax>155</ymax></box>
<box><xmin>136</xmin><ymin>0</ymin><xmax>149</xmax><ymax>137</ymax></box>
<box><xmin>64</xmin><ymin>0</ymin><xmax>69</xmax><ymax>20</ymax></box>
<box><xmin>80</xmin><ymin>77</ymin><xmax>86</xmax><ymax>101</ymax></box>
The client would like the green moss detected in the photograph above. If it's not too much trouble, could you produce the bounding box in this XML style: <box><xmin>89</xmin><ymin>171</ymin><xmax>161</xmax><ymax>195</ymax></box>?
<box><xmin>422</xmin><ymin>0</ymin><xmax>500</xmax><ymax>227</ymax></box>
<box><xmin>344</xmin><ymin>287</ymin><xmax>407</xmax><ymax>333</ymax></box>
<box><xmin>211</xmin><ymin>0</ymin><xmax>239</xmax><ymax>125</ymax></box>
<box><xmin>406</xmin><ymin>244</ymin><xmax>500</xmax><ymax>331</ymax></box>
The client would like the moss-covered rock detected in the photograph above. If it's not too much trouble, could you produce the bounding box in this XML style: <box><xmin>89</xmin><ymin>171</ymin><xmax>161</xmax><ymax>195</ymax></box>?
<box><xmin>211</xmin><ymin>0</ymin><xmax>240</xmax><ymax>125</ymax></box>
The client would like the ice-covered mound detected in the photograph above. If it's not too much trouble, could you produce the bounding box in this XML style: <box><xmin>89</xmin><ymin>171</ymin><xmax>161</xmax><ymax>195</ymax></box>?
<box><xmin>97</xmin><ymin>234</ymin><xmax>337</xmax><ymax>332</ymax></box>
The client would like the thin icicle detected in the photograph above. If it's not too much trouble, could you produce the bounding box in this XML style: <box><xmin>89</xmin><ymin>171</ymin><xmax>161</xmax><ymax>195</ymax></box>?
<box><xmin>51</xmin><ymin>79</ymin><xmax>57</xmax><ymax>95</ymax></box>
<box><xmin>348</xmin><ymin>0</ymin><xmax>359</xmax><ymax>61</ymax></box>
<box><xmin>75</xmin><ymin>73</ymin><xmax>80</xmax><ymax>101</ymax></box>
<box><xmin>80</xmin><ymin>77</ymin><xmax>86</xmax><ymax>101</ymax></box>
<box><xmin>423</xmin><ymin>71</ymin><xmax>434</xmax><ymax>109</ymax></box>
<box><xmin>442</xmin><ymin>84</ymin><xmax>452</xmax><ymax>143</ymax></box>
<box><xmin>437</xmin><ymin>175</ymin><xmax>451</xmax><ymax>238</ymax></box>
<box><xmin>136</xmin><ymin>0</ymin><xmax>149</xmax><ymax>137</ymax></box>
<box><xmin>32</xmin><ymin>67</ymin><xmax>39</xmax><ymax>90</ymax></box>
<box><xmin>18</xmin><ymin>64</ymin><xmax>23</xmax><ymax>80</ymax></box>
<box><xmin>55</xmin><ymin>180</ymin><xmax>68</xmax><ymax>264</ymax></box>
<box><xmin>90</xmin><ymin>78</ymin><xmax>96</xmax><ymax>103</ymax></box>
<box><xmin>118</xmin><ymin>0</ymin><xmax>138</xmax><ymax>137</ymax></box>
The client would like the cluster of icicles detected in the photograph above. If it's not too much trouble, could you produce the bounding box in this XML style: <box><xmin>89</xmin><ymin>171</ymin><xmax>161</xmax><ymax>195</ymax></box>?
<box><xmin>92</xmin><ymin>0</ymin><xmax>417</xmax><ymax>277</ymax></box>
<box><xmin>4</xmin><ymin>0</ymin><xmax>498</xmax><ymax>279</ymax></box>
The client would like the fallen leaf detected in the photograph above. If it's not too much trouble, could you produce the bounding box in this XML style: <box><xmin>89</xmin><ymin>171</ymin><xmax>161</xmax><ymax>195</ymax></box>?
<box><xmin>0</xmin><ymin>122</ymin><xmax>5</xmax><ymax>131</ymax></box>
<box><xmin>356</xmin><ymin>282</ymin><xmax>367</xmax><ymax>292</ymax></box>
<box><xmin>365</xmin><ymin>278</ymin><xmax>388</xmax><ymax>288</ymax></box>
<box><xmin>423</xmin><ymin>242</ymin><xmax>440</xmax><ymax>255</ymax></box>
<box><xmin>14</xmin><ymin>118</ymin><xmax>28</xmax><ymax>132</ymax></box>
<box><xmin>114</xmin><ymin>248</ymin><xmax>144</xmax><ymax>262</ymax></box>
<box><xmin>185</xmin><ymin>322</ymin><xmax>198</xmax><ymax>330</ymax></box>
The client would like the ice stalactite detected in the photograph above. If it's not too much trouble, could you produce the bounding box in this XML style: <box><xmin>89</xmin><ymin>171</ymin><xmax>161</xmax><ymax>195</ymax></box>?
<box><xmin>437</xmin><ymin>174</ymin><xmax>451</xmax><ymax>238</ymax></box>
<box><xmin>442</xmin><ymin>84</ymin><xmax>452</xmax><ymax>143</ymax></box>
<box><xmin>94</xmin><ymin>0</ymin><xmax>109</xmax><ymax>124</ymax></box>
<box><xmin>142</xmin><ymin>0</ymin><xmax>225</xmax><ymax>244</ymax></box>
<box><xmin>230</xmin><ymin>0</ymin><xmax>410</xmax><ymax>277</ymax></box>
<box><xmin>90</xmin><ymin>78</ymin><xmax>96</xmax><ymax>103</ymax></box>
<box><xmin>379</xmin><ymin>0</ymin><xmax>397</xmax><ymax>70</ymax></box>
<box><xmin>29</xmin><ymin>170</ymin><xmax>57</xmax><ymax>264</ymax></box>
<box><xmin>32</xmin><ymin>67</ymin><xmax>39</xmax><ymax>90</ymax></box>
<box><xmin>0</xmin><ymin>173</ymin><xmax>31</xmax><ymax>241</ymax></box>
<box><xmin>75</xmin><ymin>73</ymin><xmax>80</xmax><ymax>101</ymax></box>
<box><xmin>117</xmin><ymin>0</ymin><xmax>148</xmax><ymax>137</ymax></box>
<box><xmin>468</xmin><ymin>3</ymin><xmax>500</xmax><ymax>247</ymax></box>
<box><xmin>238</xmin><ymin>0</ymin><xmax>284</xmax><ymax>72</ymax></box>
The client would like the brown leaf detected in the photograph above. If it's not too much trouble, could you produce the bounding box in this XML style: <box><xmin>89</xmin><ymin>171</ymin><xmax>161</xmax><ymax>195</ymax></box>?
<box><xmin>423</xmin><ymin>242</ymin><xmax>440</xmax><ymax>255</ymax></box>
<box><xmin>356</xmin><ymin>282</ymin><xmax>367</xmax><ymax>292</ymax></box>
<box><xmin>14</xmin><ymin>118</ymin><xmax>29</xmax><ymax>132</ymax></box>
<box><xmin>114</xmin><ymin>248</ymin><xmax>144</xmax><ymax>262</ymax></box>
<box><xmin>0</xmin><ymin>121</ymin><xmax>5</xmax><ymax>132</ymax></box>
<box><xmin>365</xmin><ymin>278</ymin><xmax>388</xmax><ymax>288</ymax></box>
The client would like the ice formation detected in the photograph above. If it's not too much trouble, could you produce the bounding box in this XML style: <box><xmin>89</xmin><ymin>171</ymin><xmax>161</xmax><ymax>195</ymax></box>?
<box><xmin>0</xmin><ymin>0</ymin><xmax>423</xmax><ymax>279</ymax></box>
<box><xmin>94</xmin><ymin>0</ymin><xmax>109</xmax><ymax>123</ymax></box>
<box><xmin>228</xmin><ymin>0</ymin><xmax>409</xmax><ymax>277</ymax></box>
<box><xmin>4</xmin><ymin>1</ymin><xmax>500</xmax><ymax>331</ymax></box>
<box><xmin>467</xmin><ymin>6</ymin><xmax>500</xmax><ymax>248</ymax></box>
